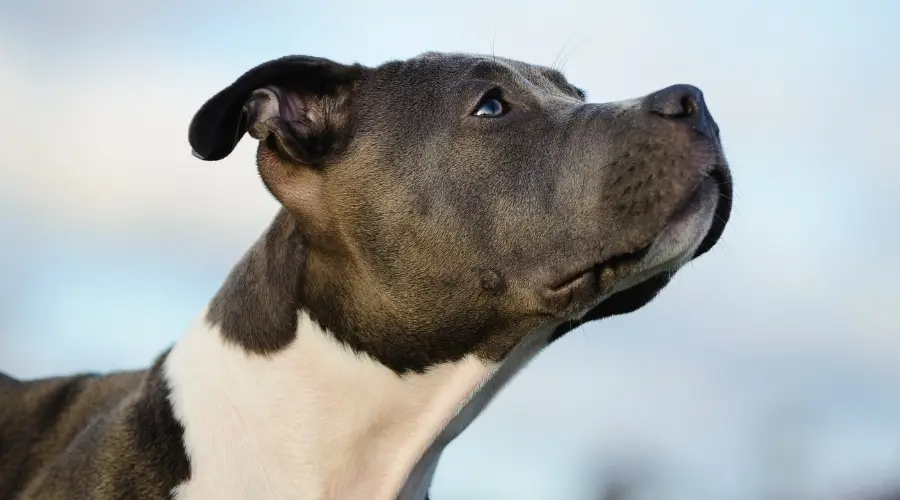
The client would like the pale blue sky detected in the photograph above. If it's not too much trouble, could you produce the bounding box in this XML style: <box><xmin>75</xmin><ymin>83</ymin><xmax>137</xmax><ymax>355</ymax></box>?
<box><xmin>1</xmin><ymin>1</ymin><xmax>899</xmax><ymax>498</ymax></box>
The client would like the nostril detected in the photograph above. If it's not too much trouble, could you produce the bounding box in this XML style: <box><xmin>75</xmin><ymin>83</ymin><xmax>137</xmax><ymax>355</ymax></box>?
<box><xmin>679</xmin><ymin>94</ymin><xmax>697</xmax><ymax>118</ymax></box>
<box><xmin>647</xmin><ymin>84</ymin><xmax>705</xmax><ymax>119</ymax></box>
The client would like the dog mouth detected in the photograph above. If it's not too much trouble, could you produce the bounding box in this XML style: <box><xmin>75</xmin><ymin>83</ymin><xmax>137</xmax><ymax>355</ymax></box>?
<box><xmin>547</xmin><ymin>246</ymin><xmax>651</xmax><ymax>296</ymax></box>
<box><xmin>546</xmin><ymin>164</ymin><xmax>730</xmax><ymax>304</ymax></box>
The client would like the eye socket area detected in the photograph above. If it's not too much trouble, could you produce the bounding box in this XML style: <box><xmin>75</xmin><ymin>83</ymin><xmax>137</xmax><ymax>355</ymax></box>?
<box><xmin>471</xmin><ymin>88</ymin><xmax>510</xmax><ymax>118</ymax></box>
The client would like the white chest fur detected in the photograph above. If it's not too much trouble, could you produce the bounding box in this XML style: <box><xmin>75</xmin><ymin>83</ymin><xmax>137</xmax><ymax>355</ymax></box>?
<box><xmin>164</xmin><ymin>311</ymin><xmax>553</xmax><ymax>500</ymax></box>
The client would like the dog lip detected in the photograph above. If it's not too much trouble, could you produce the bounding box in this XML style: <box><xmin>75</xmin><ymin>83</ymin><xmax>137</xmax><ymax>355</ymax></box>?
<box><xmin>666</xmin><ymin>164</ymin><xmax>720</xmax><ymax>224</ymax></box>
<box><xmin>546</xmin><ymin>245</ymin><xmax>651</xmax><ymax>295</ymax></box>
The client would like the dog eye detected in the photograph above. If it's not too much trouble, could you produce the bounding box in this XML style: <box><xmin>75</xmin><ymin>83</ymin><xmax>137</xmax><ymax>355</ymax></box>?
<box><xmin>474</xmin><ymin>99</ymin><xmax>505</xmax><ymax>117</ymax></box>
<box><xmin>472</xmin><ymin>90</ymin><xmax>509</xmax><ymax>117</ymax></box>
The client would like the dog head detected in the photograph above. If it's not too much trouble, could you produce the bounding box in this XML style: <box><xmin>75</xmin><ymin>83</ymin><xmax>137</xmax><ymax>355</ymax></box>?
<box><xmin>189</xmin><ymin>52</ymin><xmax>732</xmax><ymax>374</ymax></box>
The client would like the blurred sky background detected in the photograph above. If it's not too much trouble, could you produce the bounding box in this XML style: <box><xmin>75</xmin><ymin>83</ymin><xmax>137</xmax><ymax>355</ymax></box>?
<box><xmin>1</xmin><ymin>1</ymin><xmax>898</xmax><ymax>499</ymax></box>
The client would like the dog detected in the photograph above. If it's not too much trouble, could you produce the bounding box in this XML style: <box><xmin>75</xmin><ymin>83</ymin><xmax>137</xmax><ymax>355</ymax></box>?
<box><xmin>0</xmin><ymin>51</ymin><xmax>732</xmax><ymax>500</ymax></box>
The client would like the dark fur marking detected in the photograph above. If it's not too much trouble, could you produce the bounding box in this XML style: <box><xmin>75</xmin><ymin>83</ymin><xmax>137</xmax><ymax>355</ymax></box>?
<box><xmin>121</xmin><ymin>351</ymin><xmax>191</xmax><ymax>495</ymax></box>
<box><xmin>207</xmin><ymin>210</ymin><xmax>306</xmax><ymax>354</ymax></box>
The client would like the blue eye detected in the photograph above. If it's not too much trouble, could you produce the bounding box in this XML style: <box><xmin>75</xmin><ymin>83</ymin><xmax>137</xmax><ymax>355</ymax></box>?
<box><xmin>473</xmin><ymin>97</ymin><xmax>507</xmax><ymax>117</ymax></box>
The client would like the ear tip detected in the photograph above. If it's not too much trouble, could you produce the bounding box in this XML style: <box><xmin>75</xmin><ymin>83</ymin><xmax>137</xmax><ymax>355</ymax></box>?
<box><xmin>190</xmin><ymin>147</ymin><xmax>229</xmax><ymax>161</ymax></box>
<box><xmin>188</xmin><ymin>113</ymin><xmax>218</xmax><ymax>161</ymax></box>
<box><xmin>188</xmin><ymin>116</ymin><xmax>229</xmax><ymax>161</ymax></box>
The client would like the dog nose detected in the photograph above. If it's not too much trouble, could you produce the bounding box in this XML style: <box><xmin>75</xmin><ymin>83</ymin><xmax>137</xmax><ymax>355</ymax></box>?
<box><xmin>644</xmin><ymin>84</ymin><xmax>718</xmax><ymax>139</ymax></box>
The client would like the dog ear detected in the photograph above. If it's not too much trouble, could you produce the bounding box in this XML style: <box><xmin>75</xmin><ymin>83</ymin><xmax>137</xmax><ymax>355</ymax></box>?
<box><xmin>188</xmin><ymin>55</ymin><xmax>366</xmax><ymax>163</ymax></box>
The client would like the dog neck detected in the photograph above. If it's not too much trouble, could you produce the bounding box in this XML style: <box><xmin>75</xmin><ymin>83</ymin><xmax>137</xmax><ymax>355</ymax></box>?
<box><xmin>162</xmin><ymin>211</ymin><xmax>555</xmax><ymax>500</ymax></box>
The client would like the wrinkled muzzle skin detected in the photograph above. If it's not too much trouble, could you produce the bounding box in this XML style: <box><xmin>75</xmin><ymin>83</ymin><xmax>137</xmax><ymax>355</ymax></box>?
<box><xmin>189</xmin><ymin>52</ymin><xmax>733</xmax><ymax>374</ymax></box>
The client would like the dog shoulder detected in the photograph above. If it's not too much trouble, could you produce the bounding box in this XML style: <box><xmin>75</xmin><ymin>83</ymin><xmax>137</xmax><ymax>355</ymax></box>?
<box><xmin>8</xmin><ymin>350</ymin><xmax>191</xmax><ymax>500</ymax></box>
<box><xmin>0</xmin><ymin>367</ymin><xmax>153</xmax><ymax>498</ymax></box>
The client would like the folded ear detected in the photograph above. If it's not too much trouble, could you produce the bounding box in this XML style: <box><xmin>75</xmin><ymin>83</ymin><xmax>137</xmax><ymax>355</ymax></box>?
<box><xmin>188</xmin><ymin>55</ymin><xmax>365</xmax><ymax>163</ymax></box>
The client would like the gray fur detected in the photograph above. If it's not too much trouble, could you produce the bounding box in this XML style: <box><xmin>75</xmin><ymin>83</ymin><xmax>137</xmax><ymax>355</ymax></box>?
<box><xmin>0</xmin><ymin>51</ymin><xmax>732</xmax><ymax>499</ymax></box>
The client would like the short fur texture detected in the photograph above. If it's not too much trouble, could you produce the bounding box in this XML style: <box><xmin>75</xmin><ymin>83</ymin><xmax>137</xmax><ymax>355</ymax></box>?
<box><xmin>0</xmin><ymin>51</ymin><xmax>732</xmax><ymax>500</ymax></box>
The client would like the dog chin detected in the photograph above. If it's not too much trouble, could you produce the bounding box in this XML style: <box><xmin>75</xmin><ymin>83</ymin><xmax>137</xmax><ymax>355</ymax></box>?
<box><xmin>572</xmin><ymin>177</ymin><xmax>720</xmax><ymax>321</ymax></box>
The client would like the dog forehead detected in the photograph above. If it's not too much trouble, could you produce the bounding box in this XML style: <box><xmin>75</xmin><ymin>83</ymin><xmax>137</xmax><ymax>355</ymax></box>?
<box><xmin>373</xmin><ymin>51</ymin><xmax>579</xmax><ymax>97</ymax></box>
<box><xmin>410</xmin><ymin>51</ymin><xmax>536</xmax><ymax>71</ymax></box>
